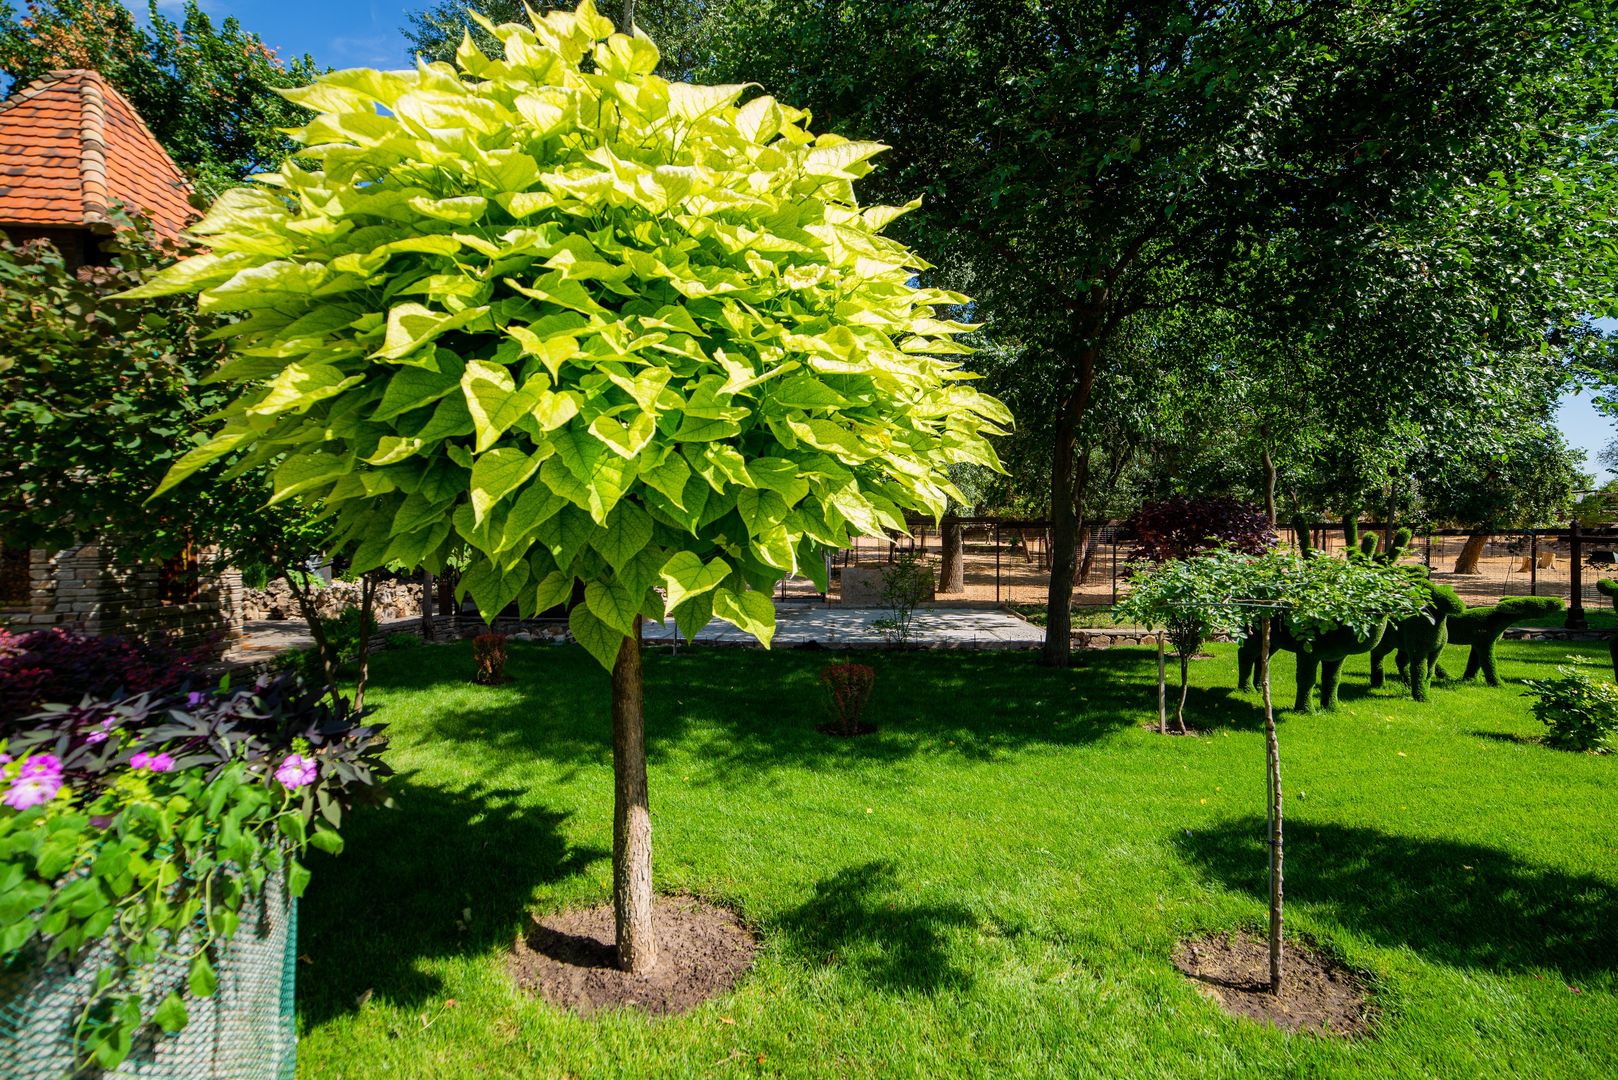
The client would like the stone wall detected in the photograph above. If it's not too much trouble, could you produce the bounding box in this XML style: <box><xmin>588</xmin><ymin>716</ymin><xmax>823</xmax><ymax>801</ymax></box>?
<box><xmin>242</xmin><ymin>577</ymin><xmax>424</xmax><ymax>623</ymax></box>
<box><xmin>0</xmin><ymin>545</ymin><xmax>242</xmax><ymax>656</ymax></box>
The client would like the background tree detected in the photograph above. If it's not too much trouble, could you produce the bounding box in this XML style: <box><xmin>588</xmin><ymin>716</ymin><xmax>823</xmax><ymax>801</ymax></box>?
<box><xmin>712</xmin><ymin>0</ymin><xmax>1618</xmax><ymax>665</ymax></box>
<box><xmin>0</xmin><ymin>0</ymin><xmax>319</xmax><ymax>196</ymax></box>
<box><xmin>403</xmin><ymin>0</ymin><xmax>716</xmax><ymax>76</ymax></box>
<box><xmin>127</xmin><ymin>1</ymin><xmax>1007</xmax><ymax>973</ymax></box>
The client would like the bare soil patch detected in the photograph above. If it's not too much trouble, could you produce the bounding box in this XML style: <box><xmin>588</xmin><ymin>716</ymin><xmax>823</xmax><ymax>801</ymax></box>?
<box><xmin>1172</xmin><ymin>931</ymin><xmax>1371</xmax><ymax>1037</ymax></box>
<box><xmin>509</xmin><ymin>895</ymin><xmax>755</xmax><ymax>1015</ymax></box>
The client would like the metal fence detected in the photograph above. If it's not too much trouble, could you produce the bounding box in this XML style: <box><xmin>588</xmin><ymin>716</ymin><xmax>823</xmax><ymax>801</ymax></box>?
<box><xmin>775</xmin><ymin>519</ymin><xmax>1618</xmax><ymax>620</ymax></box>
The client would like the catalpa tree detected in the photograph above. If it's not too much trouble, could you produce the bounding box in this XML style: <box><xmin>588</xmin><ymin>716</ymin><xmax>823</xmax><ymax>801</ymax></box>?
<box><xmin>123</xmin><ymin>0</ymin><xmax>1009</xmax><ymax>972</ymax></box>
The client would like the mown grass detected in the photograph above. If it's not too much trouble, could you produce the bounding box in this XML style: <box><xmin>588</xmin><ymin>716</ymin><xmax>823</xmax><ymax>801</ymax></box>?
<box><xmin>295</xmin><ymin>635</ymin><xmax>1618</xmax><ymax>1079</ymax></box>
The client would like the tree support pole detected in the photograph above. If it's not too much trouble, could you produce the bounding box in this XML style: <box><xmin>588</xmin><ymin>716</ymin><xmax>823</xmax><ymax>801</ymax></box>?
<box><xmin>1261</xmin><ymin>616</ymin><xmax>1283</xmax><ymax>993</ymax></box>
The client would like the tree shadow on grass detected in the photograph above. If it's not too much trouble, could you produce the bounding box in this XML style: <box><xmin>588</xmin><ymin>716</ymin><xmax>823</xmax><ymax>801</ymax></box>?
<box><xmin>1175</xmin><ymin>817</ymin><xmax>1618</xmax><ymax>978</ymax></box>
<box><xmin>366</xmin><ymin>644</ymin><xmax>1163</xmax><ymax>778</ymax></box>
<box><xmin>768</xmin><ymin>860</ymin><xmax>977</xmax><ymax>994</ymax></box>
<box><xmin>297</xmin><ymin>773</ymin><xmax>607</xmax><ymax>1026</ymax></box>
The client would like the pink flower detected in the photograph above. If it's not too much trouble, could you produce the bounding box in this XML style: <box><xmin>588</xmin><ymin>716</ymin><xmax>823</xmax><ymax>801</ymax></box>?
<box><xmin>3</xmin><ymin>772</ymin><xmax>62</xmax><ymax>810</ymax></box>
<box><xmin>0</xmin><ymin>753</ymin><xmax>11</xmax><ymax>766</ymax></box>
<box><xmin>18</xmin><ymin>755</ymin><xmax>62</xmax><ymax>780</ymax></box>
<box><xmin>130</xmin><ymin>751</ymin><xmax>175</xmax><ymax>773</ymax></box>
<box><xmin>274</xmin><ymin>753</ymin><xmax>317</xmax><ymax>790</ymax></box>
<box><xmin>84</xmin><ymin>718</ymin><xmax>116</xmax><ymax>745</ymax></box>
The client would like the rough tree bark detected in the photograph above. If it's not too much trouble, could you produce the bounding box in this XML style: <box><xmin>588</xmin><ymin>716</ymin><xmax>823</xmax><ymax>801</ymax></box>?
<box><xmin>612</xmin><ymin>617</ymin><xmax>656</xmax><ymax>973</ymax></box>
<box><xmin>1454</xmin><ymin>531</ymin><xmax>1490</xmax><ymax>575</ymax></box>
<box><xmin>1261</xmin><ymin>444</ymin><xmax>1277</xmax><ymax>528</ymax></box>
<box><xmin>1041</xmin><ymin>345</ymin><xmax>1098</xmax><ymax>668</ymax></box>
<box><xmin>938</xmin><ymin>515</ymin><xmax>965</xmax><ymax>593</ymax></box>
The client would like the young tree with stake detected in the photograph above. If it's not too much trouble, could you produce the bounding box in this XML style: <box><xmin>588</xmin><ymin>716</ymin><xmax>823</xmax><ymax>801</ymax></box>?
<box><xmin>123</xmin><ymin>0</ymin><xmax>1008</xmax><ymax>973</ymax></box>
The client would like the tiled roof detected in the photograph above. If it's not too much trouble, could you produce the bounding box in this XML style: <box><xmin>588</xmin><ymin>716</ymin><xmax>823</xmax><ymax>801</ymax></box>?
<box><xmin>0</xmin><ymin>69</ymin><xmax>195</xmax><ymax>236</ymax></box>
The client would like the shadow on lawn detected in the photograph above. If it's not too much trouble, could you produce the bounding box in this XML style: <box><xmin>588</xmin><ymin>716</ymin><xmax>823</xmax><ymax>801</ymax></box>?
<box><xmin>770</xmin><ymin>861</ymin><xmax>976</xmax><ymax>994</ymax></box>
<box><xmin>369</xmin><ymin>644</ymin><xmax>1163</xmax><ymax>777</ymax></box>
<box><xmin>297</xmin><ymin>773</ymin><xmax>606</xmax><ymax>1025</ymax></box>
<box><xmin>1176</xmin><ymin>817</ymin><xmax>1618</xmax><ymax>977</ymax></box>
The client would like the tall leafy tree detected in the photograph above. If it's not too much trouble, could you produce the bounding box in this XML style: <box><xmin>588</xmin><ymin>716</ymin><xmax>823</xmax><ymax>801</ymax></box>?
<box><xmin>125</xmin><ymin>1</ymin><xmax>1007</xmax><ymax>970</ymax></box>
<box><xmin>403</xmin><ymin>0</ymin><xmax>716</xmax><ymax>76</ymax></box>
<box><xmin>0</xmin><ymin>0</ymin><xmax>319</xmax><ymax>196</ymax></box>
<box><xmin>713</xmin><ymin>0</ymin><xmax>1618</xmax><ymax>665</ymax></box>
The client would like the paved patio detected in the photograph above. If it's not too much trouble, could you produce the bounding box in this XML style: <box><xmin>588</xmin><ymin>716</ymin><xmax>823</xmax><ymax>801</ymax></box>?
<box><xmin>643</xmin><ymin>605</ymin><xmax>1045</xmax><ymax>650</ymax></box>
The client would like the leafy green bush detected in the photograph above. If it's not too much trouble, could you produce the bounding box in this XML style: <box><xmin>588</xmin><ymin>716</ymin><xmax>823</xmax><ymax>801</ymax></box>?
<box><xmin>875</xmin><ymin>551</ymin><xmax>932</xmax><ymax>645</ymax></box>
<box><xmin>1523</xmin><ymin>657</ymin><xmax>1618</xmax><ymax>753</ymax></box>
<box><xmin>1</xmin><ymin>675</ymin><xmax>388</xmax><ymax>1069</ymax></box>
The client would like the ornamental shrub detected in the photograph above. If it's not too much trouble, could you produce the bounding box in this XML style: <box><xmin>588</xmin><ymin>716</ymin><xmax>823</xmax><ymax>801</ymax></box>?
<box><xmin>0</xmin><ymin>674</ymin><xmax>388</xmax><ymax>1069</ymax></box>
<box><xmin>472</xmin><ymin>632</ymin><xmax>509</xmax><ymax>684</ymax></box>
<box><xmin>1127</xmin><ymin>495</ymin><xmax>1275</xmax><ymax>563</ymax></box>
<box><xmin>123</xmin><ymin>0</ymin><xmax>1009</xmax><ymax>669</ymax></box>
<box><xmin>875</xmin><ymin>550</ymin><xmax>932</xmax><ymax>645</ymax></box>
<box><xmin>819</xmin><ymin>660</ymin><xmax>875</xmax><ymax>736</ymax></box>
<box><xmin>0</xmin><ymin>627</ymin><xmax>210</xmax><ymax>725</ymax></box>
<box><xmin>1523</xmin><ymin>657</ymin><xmax>1618</xmax><ymax>753</ymax></box>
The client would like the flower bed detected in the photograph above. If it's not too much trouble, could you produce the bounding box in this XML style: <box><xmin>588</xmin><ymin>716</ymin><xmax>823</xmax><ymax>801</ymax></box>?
<box><xmin>0</xmin><ymin>670</ymin><xmax>388</xmax><ymax>1075</ymax></box>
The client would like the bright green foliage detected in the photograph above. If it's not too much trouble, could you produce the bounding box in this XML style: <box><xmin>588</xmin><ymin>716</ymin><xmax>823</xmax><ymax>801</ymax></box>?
<box><xmin>1115</xmin><ymin>547</ymin><xmax>1257</xmax><ymax>657</ymax></box>
<box><xmin>126</xmin><ymin>0</ymin><xmax>1008</xmax><ymax>669</ymax></box>
<box><xmin>1524</xmin><ymin>656</ymin><xmax>1618</xmax><ymax>753</ymax></box>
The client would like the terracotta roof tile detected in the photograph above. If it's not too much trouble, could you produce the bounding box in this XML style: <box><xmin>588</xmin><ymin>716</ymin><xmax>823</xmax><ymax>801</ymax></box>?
<box><xmin>0</xmin><ymin>69</ymin><xmax>195</xmax><ymax>237</ymax></box>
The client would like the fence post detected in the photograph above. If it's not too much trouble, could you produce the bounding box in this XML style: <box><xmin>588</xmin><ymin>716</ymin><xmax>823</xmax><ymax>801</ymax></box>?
<box><xmin>1110</xmin><ymin>529</ymin><xmax>1119</xmax><ymax>605</ymax></box>
<box><xmin>1530</xmin><ymin>530</ymin><xmax>1538</xmax><ymax>597</ymax></box>
<box><xmin>994</xmin><ymin>521</ymin><xmax>1001</xmax><ymax>605</ymax></box>
<box><xmin>1567</xmin><ymin>520</ymin><xmax>1587</xmax><ymax>629</ymax></box>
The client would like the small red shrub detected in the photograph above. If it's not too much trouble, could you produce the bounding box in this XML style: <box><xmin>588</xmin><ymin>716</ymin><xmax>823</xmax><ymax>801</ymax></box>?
<box><xmin>819</xmin><ymin>661</ymin><xmax>876</xmax><ymax>736</ymax></box>
<box><xmin>472</xmin><ymin>633</ymin><xmax>509</xmax><ymax>685</ymax></box>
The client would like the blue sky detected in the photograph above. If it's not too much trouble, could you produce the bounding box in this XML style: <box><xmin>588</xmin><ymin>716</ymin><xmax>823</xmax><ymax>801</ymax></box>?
<box><xmin>143</xmin><ymin>3</ymin><xmax>1618</xmax><ymax>481</ymax></box>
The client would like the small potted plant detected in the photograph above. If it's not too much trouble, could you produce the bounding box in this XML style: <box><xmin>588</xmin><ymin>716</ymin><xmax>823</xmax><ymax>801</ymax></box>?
<box><xmin>0</xmin><ymin>671</ymin><xmax>388</xmax><ymax>1077</ymax></box>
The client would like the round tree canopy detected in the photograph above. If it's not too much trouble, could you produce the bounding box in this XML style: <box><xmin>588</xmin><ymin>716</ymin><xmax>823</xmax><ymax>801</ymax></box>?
<box><xmin>124</xmin><ymin>0</ymin><xmax>1010</xmax><ymax>667</ymax></box>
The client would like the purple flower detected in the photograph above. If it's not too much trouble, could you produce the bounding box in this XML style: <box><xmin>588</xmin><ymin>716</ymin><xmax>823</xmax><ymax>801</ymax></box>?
<box><xmin>0</xmin><ymin>753</ymin><xmax>11</xmax><ymax>766</ymax></box>
<box><xmin>18</xmin><ymin>755</ymin><xmax>62</xmax><ymax>780</ymax></box>
<box><xmin>84</xmin><ymin>718</ymin><xmax>116</xmax><ymax>745</ymax></box>
<box><xmin>130</xmin><ymin>751</ymin><xmax>175</xmax><ymax>773</ymax></box>
<box><xmin>3</xmin><ymin>772</ymin><xmax>62</xmax><ymax>810</ymax></box>
<box><xmin>274</xmin><ymin>753</ymin><xmax>318</xmax><ymax>790</ymax></box>
<box><xmin>187</xmin><ymin>691</ymin><xmax>206</xmax><ymax>707</ymax></box>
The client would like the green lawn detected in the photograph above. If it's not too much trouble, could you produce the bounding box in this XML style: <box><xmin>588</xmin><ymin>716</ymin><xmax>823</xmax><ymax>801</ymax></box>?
<box><xmin>296</xmin><ymin>637</ymin><xmax>1618</xmax><ymax>1079</ymax></box>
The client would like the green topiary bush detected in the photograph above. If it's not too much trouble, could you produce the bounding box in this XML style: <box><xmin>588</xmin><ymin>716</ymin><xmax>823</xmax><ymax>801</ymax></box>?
<box><xmin>1441</xmin><ymin>595</ymin><xmax>1565</xmax><ymax>686</ymax></box>
<box><xmin>1368</xmin><ymin>578</ymin><xmax>1464</xmax><ymax>702</ymax></box>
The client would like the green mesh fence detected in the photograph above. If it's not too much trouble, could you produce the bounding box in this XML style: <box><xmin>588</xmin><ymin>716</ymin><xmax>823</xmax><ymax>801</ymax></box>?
<box><xmin>0</xmin><ymin>872</ymin><xmax>297</xmax><ymax>1079</ymax></box>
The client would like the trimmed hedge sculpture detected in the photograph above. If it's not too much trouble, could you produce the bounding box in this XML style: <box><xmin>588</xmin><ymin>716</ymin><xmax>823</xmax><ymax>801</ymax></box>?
<box><xmin>1368</xmin><ymin>578</ymin><xmax>1465</xmax><ymax>702</ymax></box>
<box><xmin>1596</xmin><ymin>579</ymin><xmax>1618</xmax><ymax>679</ymax></box>
<box><xmin>1437</xmin><ymin>595</ymin><xmax>1565</xmax><ymax>686</ymax></box>
<box><xmin>1238</xmin><ymin>619</ymin><xmax>1389</xmax><ymax>711</ymax></box>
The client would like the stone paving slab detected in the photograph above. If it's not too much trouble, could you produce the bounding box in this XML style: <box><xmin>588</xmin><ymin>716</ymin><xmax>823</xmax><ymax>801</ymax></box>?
<box><xmin>642</xmin><ymin>604</ymin><xmax>1045</xmax><ymax>650</ymax></box>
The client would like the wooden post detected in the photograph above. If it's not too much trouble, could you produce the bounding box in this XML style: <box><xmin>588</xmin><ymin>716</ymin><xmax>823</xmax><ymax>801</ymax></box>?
<box><xmin>1568</xmin><ymin>521</ymin><xmax>1587</xmax><ymax>629</ymax></box>
<box><xmin>1530</xmin><ymin>531</ymin><xmax>1538</xmax><ymax>597</ymax></box>
<box><xmin>1261</xmin><ymin>615</ymin><xmax>1283</xmax><ymax>993</ymax></box>
<box><xmin>1157</xmin><ymin>632</ymin><xmax>1167</xmax><ymax>736</ymax></box>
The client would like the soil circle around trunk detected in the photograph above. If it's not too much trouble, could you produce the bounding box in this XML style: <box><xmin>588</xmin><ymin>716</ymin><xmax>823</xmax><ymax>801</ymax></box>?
<box><xmin>509</xmin><ymin>894</ymin><xmax>756</xmax><ymax>1016</ymax></box>
<box><xmin>1172</xmin><ymin>931</ymin><xmax>1372</xmax><ymax>1037</ymax></box>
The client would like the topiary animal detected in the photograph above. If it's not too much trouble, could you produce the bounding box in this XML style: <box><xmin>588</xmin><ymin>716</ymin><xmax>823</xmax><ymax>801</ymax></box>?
<box><xmin>1238</xmin><ymin>617</ymin><xmax>1389</xmax><ymax>711</ymax></box>
<box><xmin>1595</xmin><ymin>578</ymin><xmax>1618</xmax><ymax>679</ymax></box>
<box><xmin>1439</xmin><ymin>595</ymin><xmax>1566</xmax><ymax>686</ymax></box>
<box><xmin>1368</xmin><ymin>579</ymin><xmax>1464</xmax><ymax>702</ymax></box>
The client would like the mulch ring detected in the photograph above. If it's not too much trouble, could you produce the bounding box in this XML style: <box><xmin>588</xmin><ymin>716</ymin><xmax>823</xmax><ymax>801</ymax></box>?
<box><xmin>509</xmin><ymin>894</ymin><xmax>756</xmax><ymax>1015</ymax></box>
<box><xmin>1172</xmin><ymin>931</ymin><xmax>1372</xmax><ymax>1037</ymax></box>
<box><xmin>817</xmin><ymin>721</ymin><xmax>879</xmax><ymax>738</ymax></box>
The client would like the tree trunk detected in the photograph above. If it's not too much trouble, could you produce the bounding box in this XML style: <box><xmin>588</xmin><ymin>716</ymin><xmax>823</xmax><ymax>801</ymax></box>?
<box><xmin>420</xmin><ymin>569</ymin><xmax>434</xmax><ymax>641</ymax></box>
<box><xmin>1261</xmin><ymin>445</ymin><xmax>1277</xmax><ymax>528</ymax></box>
<box><xmin>622</xmin><ymin>0</ymin><xmax>636</xmax><ymax>31</ymax></box>
<box><xmin>354</xmin><ymin>572</ymin><xmax>376</xmax><ymax>713</ymax></box>
<box><xmin>1072</xmin><ymin>524</ymin><xmax>1095</xmax><ymax>586</ymax></box>
<box><xmin>1176</xmin><ymin>653</ymin><xmax>1190</xmax><ymax>734</ymax></box>
<box><xmin>1453</xmin><ymin>531</ymin><xmax>1490</xmax><ymax>575</ymax></box>
<box><xmin>612</xmin><ymin>618</ymin><xmax>656</xmax><ymax>973</ymax></box>
<box><xmin>281</xmin><ymin>570</ymin><xmax>342</xmax><ymax>710</ymax></box>
<box><xmin>1260</xmin><ymin>617</ymin><xmax>1284</xmax><ymax>994</ymax></box>
<box><xmin>437</xmin><ymin>571</ymin><xmax>456</xmax><ymax>623</ymax></box>
<box><xmin>1041</xmin><ymin>345</ymin><xmax>1098</xmax><ymax>667</ymax></box>
<box><xmin>938</xmin><ymin>515</ymin><xmax>965</xmax><ymax>593</ymax></box>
